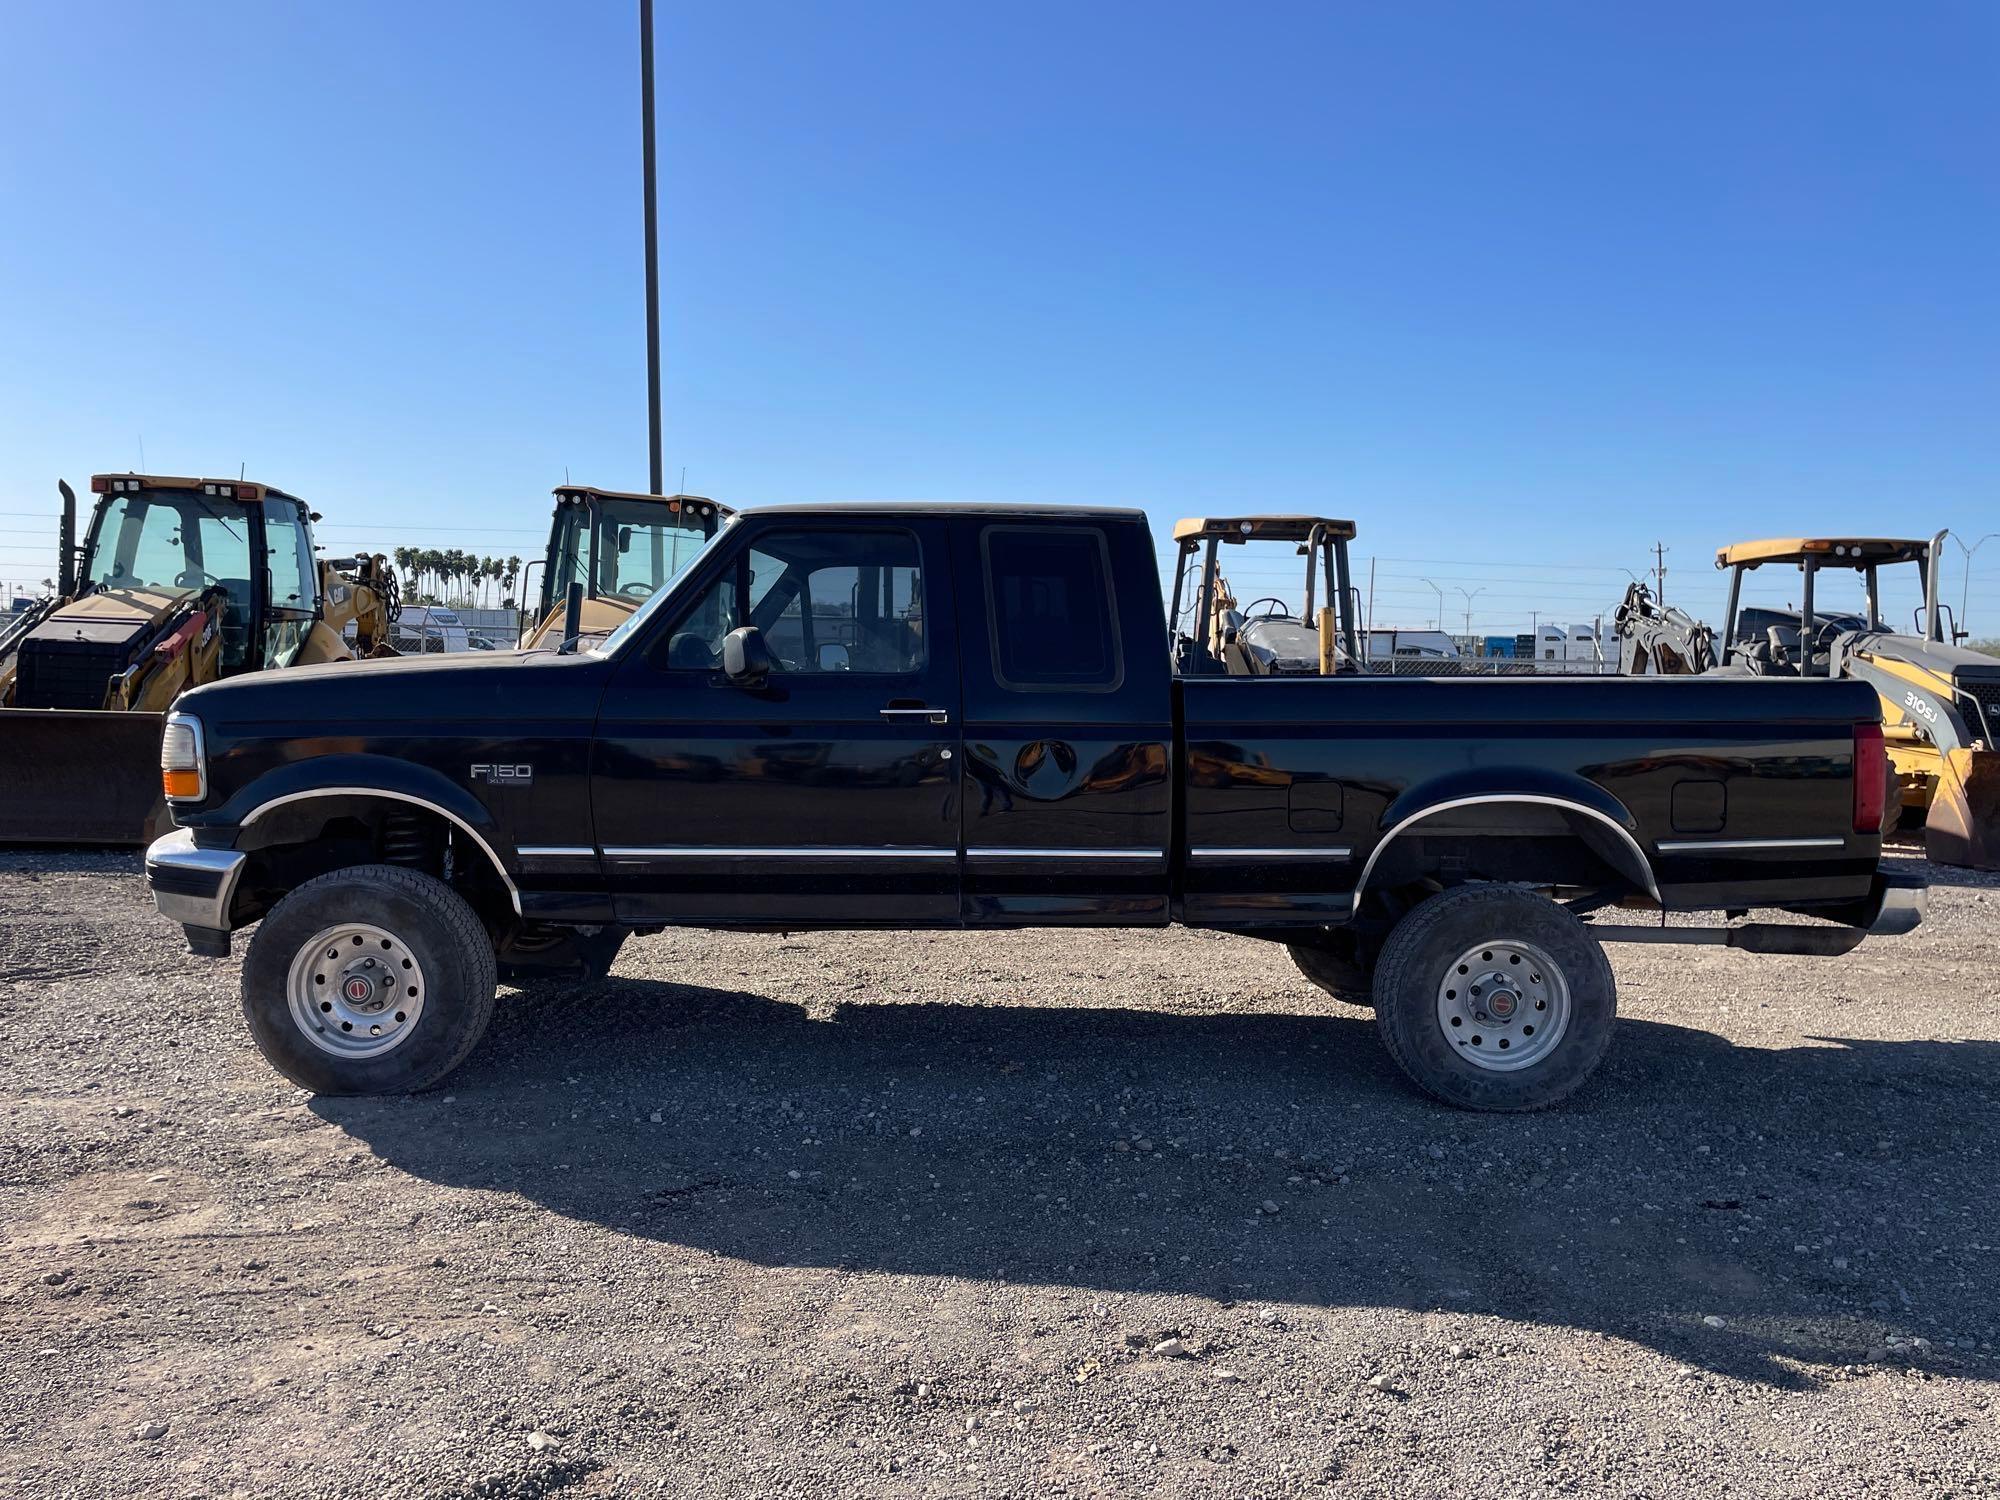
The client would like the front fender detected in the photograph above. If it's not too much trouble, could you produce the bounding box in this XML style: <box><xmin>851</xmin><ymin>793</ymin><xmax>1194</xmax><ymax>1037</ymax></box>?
<box><xmin>205</xmin><ymin>753</ymin><xmax>512</xmax><ymax>865</ymax></box>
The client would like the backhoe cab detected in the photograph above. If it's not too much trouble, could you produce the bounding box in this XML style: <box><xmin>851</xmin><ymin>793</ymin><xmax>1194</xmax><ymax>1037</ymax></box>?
<box><xmin>1716</xmin><ymin>533</ymin><xmax>2000</xmax><ymax>868</ymax></box>
<box><xmin>0</xmin><ymin>475</ymin><xmax>341</xmax><ymax>711</ymax></box>
<box><xmin>520</xmin><ymin>486</ymin><xmax>730</xmax><ymax>651</ymax></box>
<box><xmin>1168</xmin><ymin>515</ymin><xmax>1363</xmax><ymax>677</ymax></box>
<box><xmin>0</xmin><ymin>474</ymin><xmax>399</xmax><ymax>843</ymax></box>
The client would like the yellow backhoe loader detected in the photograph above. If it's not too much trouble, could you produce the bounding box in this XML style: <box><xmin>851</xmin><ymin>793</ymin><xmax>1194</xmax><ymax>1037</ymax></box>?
<box><xmin>1620</xmin><ymin>533</ymin><xmax>2000</xmax><ymax>869</ymax></box>
<box><xmin>0</xmin><ymin>473</ymin><xmax>399</xmax><ymax>843</ymax></box>
<box><xmin>1166</xmin><ymin>515</ymin><xmax>1363</xmax><ymax>676</ymax></box>
<box><xmin>518</xmin><ymin>485</ymin><xmax>730</xmax><ymax>651</ymax></box>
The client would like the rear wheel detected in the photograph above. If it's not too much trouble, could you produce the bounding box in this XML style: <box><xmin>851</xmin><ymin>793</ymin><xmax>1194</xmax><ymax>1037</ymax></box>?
<box><xmin>497</xmin><ymin>927</ymin><xmax>629</xmax><ymax>986</ymax></box>
<box><xmin>1288</xmin><ymin>933</ymin><xmax>1373</xmax><ymax>1007</ymax></box>
<box><xmin>241</xmin><ymin>864</ymin><xmax>498</xmax><ymax>1095</ymax></box>
<box><xmin>1371</xmin><ymin>885</ymin><xmax>1614</xmax><ymax>1112</ymax></box>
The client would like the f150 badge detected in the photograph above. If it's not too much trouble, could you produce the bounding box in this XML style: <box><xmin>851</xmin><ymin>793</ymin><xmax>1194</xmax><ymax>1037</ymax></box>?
<box><xmin>471</xmin><ymin>763</ymin><xmax>534</xmax><ymax>785</ymax></box>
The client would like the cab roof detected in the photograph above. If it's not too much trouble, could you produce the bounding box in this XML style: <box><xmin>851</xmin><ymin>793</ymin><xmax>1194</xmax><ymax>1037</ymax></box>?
<box><xmin>1716</xmin><ymin>536</ymin><xmax>1932</xmax><ymax>569</ymax></box>
<box><xmin>90</xmin><ymin>472</ymin><xmax>303</xmax><ymax>505</ymax></box>
<box><xmin>552</xmin><ymin>485</ymin><xmax>732</xmax><ymax>516</ymax></box>
<box><xmin>1172</xmin><ymin>515</ymin><xmax>1358</xmax><ymax>544</ymax></box>
<box><xmin>733</xmin><ymin>501</ymin><xmax>1146</xmax><ymax>520</ymax></box>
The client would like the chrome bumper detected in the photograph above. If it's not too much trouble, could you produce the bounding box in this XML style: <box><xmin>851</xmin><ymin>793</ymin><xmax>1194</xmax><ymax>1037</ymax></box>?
<box><xmin>145</xmin><ymin>828</ymin><xmax>246</xmax><ymax>940</ymax></box>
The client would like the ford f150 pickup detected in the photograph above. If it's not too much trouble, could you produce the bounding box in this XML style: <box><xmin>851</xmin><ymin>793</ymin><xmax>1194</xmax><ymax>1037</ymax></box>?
<box><xmin>146</xmin><ymin>504</ymin><xmax>1924</xmax><ymax>1110</ymax></box>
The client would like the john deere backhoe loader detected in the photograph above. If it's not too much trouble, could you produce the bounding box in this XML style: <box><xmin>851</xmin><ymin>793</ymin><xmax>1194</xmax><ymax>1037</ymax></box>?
<box><xmin>1705</xmin><ymin>534</ymin><xmax>1999</xmax><ymax>869</ymax></box>
<box><xmin>518</xmin><ymin>485</ymin><xmax>729</xmax><ymax>650</ymax></box>
<box><xmin>1613</xmin><ymin>533</ymin><xmax>2000</xmax><ymax>868</ymax></box>
<box><xmin>0</xmin><ymin>473</ymin><xmax>399</xmax><ymax>843</ymax></box>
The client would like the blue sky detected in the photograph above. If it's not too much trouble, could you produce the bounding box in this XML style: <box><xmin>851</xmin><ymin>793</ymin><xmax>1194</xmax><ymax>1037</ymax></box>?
<box><xmin>2</xmin><ymin>1</ymin><xmax>1995</xmax><ymax>634</ymax></box>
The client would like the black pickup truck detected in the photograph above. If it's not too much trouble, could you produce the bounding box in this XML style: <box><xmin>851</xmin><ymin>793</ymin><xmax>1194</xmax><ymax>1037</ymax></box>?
<box><xmin>146</xmin><ymin>504</ymin><xmax>1923</xmax><ymax>1110</ymax></box>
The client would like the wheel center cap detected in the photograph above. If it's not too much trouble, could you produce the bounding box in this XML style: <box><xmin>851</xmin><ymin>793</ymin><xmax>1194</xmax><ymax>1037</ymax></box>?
<box><xmin>343</xmin><ymin>975</ymin><xmax>376</xmax><ymax>1005</ymax></box>
<box><xmin>1487</xmin><ymin>988</ymin><xmax>1519</xmax><ymax>1020</ymax></box>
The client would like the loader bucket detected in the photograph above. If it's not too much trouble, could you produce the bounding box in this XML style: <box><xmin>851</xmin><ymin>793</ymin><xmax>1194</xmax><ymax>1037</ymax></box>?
<box><xmin>1924</xmin><ymin>747</ymin><xmax>2000</xmax><ymax>871</ymax></box>
<box><xmin>0</xmin><ymin>708</ymin><xmax>172</xmax><ymax>845</ymax></box>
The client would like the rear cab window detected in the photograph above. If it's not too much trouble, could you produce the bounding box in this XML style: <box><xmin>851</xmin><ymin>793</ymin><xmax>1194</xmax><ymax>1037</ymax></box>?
<box><xmin>981</xmin><ymin>526</ymin><xmax>1122</xmax><ymax>692</ymax></box>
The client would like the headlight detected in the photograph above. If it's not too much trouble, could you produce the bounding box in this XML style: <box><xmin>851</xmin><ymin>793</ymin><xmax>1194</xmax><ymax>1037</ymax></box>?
<box><xmin>160</xmin><ymin>712</ymin><xmax>207</xmax><ymax>801</ymax></box>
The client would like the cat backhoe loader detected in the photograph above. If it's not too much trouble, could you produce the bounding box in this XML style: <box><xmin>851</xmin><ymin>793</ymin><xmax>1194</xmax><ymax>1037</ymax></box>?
<box><xmin>0</xmin><ymin>473</ymin><xmax>399</xmax><ymax>843</ymax></box>
<box><xmin>519</xmin><ymin>485</ymin><xmax>729</xmax><ymax>651</ymax></box>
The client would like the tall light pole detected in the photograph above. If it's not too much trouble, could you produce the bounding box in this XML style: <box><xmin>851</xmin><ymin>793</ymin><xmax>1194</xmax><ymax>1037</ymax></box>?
<box><xmin>1948</xmin><ymin>531</ymin><xmax>1999</xmax><ymax>636</ymax></box>
<box><xmin>640</xmin><ymin>0</ymin><xmax>664</xmax><ymax>496</ymax></box>
<box><xmin>1420</xmin><ymin>577</ymin><xmax>1445</xmax><ymax>631</ymax></box>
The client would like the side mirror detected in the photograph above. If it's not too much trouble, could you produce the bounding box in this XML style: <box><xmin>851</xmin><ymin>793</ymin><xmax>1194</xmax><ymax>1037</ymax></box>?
<box><xmin>618</xmin><ymin>526</ymin><xmax>633</xmax><ymax>553</ymax></box>
<box><xmin>722</xmin><ymin>625</ymin><xmax>773</xmax><ymax>684</ymax></box>
<box><xmin>816</xmin><ymin>641</ymin><xmax>851</xmax><ymax>671</ymax></box>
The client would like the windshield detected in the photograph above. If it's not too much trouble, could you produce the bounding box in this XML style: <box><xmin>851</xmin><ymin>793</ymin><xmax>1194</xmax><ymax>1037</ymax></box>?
<box><xmin>546</xmin><ymin>497</ymin><xmax>716</xmax><ymax>614</ymax></box>
<box><xmin>86</xmin><ymin>491</ymin><xmax>252</xmax><ymax>594</ymax></box>
<box><xmin>1731</xmin><ymin>557</ymin><xmax>1931</xmax><ymax>643</ymax></box>
<box><xmin>592</xmin><ymin>517</ymin><xmax>737</xmax><ymax>657</ymax></box>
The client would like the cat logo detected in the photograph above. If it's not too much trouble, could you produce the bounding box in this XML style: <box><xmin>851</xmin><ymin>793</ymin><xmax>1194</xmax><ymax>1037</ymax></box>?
<box><xmin>471</xmin><ymin>763</ymin><xmax>534</xmax><ymax>786</ymax></box>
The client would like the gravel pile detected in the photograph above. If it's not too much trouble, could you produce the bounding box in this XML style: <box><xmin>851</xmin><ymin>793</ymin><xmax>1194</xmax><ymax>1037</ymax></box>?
<box><xmin>1</xmin><ymin>846</ymin><xmax>1995</xmax><ymax>1497</ymax></box>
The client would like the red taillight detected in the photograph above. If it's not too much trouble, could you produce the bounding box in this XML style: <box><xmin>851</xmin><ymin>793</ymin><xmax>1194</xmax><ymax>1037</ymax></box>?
<box><xmin>1853</xmin><ymin>720</ymin><xmax>1887</xmax><ymax>834</ymax></box>
<box><xmin>90</xmin><ymin>476</ymin><xmax>109</xmax><ymax>493</ymax></box>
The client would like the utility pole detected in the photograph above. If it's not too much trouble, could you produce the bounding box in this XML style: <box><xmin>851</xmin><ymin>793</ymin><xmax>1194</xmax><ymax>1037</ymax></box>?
<box><xmin>640</xmin><ymin>0</ymin><xmax>664</xmax><ymax>496</ymax></box>
<box><xmin>1652</xmin><ymin>541</ymin><xmax>1669</xmax><ymax>603</ymax></box>
<box><xmin>1421</xmin><ymin>577</ymin><xmax>1445</xmax><ymax>631</ymax></box>
<box><xmin>1365</xmin><ymin>558</ymin><xmax>1377</xmax><ymax>647</ymax></box>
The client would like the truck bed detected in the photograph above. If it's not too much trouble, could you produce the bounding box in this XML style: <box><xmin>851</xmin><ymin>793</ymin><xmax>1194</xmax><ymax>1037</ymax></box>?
<box><xmin>1177</xmin><ymin>672</ymin><xmax>1882</xmax><ymax>925</ymax></box>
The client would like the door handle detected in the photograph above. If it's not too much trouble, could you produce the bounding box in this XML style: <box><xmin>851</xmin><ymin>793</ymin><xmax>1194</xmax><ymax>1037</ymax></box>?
<box><xmin>880</xmin><ymin>705</ymin><xmax>951</xmax><ymax>726</ymax></box>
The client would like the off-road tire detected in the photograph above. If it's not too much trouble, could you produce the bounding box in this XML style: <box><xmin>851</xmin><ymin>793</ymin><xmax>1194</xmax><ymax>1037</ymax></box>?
<box><xmin>1371</xmin><ymin>884</ymin><xmax>1615</xmax><ymax>1112</ymax></box>
<box><xmin>1288</xmin><ymin>935</ymin><xmax>1373</xmax><ymax>1007</ymax></box>
<box><xmin>241</xmin><ymin>864</ymin><xmax>498</xmax><ymax>1095</ymax></box>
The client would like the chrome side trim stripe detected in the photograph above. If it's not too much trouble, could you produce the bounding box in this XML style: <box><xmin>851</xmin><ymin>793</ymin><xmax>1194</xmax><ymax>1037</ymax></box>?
<box><xmin>1188</xmin><ymin>846</ymin><xmax>1353</xmax><ymax>861</ymax></box>
<box><xmin>1656</xmin><ymin>836</ymin><xmax>1847</xmax><ymax>853</ymax></box>
<box><xmin>601</xmin><ymin>845</ymin><xmax>958</xmax><ymax>859</ymax></box>
<box><xmin>517</xmin><ymin>846</ymin><xmax>597</xmax><ymax>858</ymax></box>
<box><xmin>965</xmin><ymin>847</ymin><xmax>1165</xmax><ymax>861</ymax></box>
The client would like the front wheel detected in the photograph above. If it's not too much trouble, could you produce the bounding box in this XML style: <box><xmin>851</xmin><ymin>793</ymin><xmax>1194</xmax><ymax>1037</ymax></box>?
<box><xmin>1371</xmin><ymin>885</ymin><xmax>1615</xmax><ymax>1112</ymax></box>
<box><xmin>240</xmin><ymin>864</ymin><xmax>499</xmax><ymax>1095</ymax></box>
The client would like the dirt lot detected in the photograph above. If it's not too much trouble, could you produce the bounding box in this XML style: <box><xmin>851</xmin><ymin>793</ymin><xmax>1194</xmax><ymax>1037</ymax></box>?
<box><xmin>1</xmin><ymin>847</ymin><xmax>1996</xmax><ymax>1499</ymax></box>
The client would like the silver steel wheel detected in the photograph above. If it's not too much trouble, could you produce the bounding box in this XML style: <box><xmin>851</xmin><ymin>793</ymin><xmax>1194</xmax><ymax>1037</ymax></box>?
<box><xmin>285</xmin><ymin>923</ymin><xmax>427</xmax><ymax>1060</ymax></box>
<box><xmin>1433</xmin><ymin>938</ymin><xmax>1570</xmax><ymax>1072</ymax></box>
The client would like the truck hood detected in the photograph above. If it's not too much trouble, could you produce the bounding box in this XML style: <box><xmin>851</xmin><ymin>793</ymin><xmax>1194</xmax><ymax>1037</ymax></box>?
<box><xmin>177</xmin><ymin>648</ymin><xmax>612</xmax><ymax>727</ymax></box>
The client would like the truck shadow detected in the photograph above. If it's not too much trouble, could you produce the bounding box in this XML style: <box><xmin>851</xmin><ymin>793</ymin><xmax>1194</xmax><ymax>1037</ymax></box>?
<box><xmin>316</xmin><ymin>978</ymin><xmax>2000</xmax><ymax>1389</ymax></box>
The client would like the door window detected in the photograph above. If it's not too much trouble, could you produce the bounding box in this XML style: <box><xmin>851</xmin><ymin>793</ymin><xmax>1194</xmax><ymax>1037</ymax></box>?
<box><xmin>981</xmin><ymin>526</ymin><xmax>1122</xmax><ymax>691</ymax></box>
<box><xmin>663</xmin><ymin>529</ymin><xmax>926</xmax><ymax>674</ymax></box>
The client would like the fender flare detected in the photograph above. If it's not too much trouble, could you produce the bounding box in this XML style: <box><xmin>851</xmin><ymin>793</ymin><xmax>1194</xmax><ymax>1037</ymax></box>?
<box><xmin>220</xmin><ymin>754</ymin><xmax>520</xmax><ymax>916</ymax></box>
<box><xmin>1355</xmin><ymin>772</ymin><xmax>1660</xmax><ymax>908</ymax></box>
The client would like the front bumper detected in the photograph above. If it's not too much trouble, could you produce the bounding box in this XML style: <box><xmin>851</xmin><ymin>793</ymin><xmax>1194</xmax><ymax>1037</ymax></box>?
<box><xmin>146</xmin><ymin>828</ymin><xmax>245</xmax><ymax>954</ymax></box>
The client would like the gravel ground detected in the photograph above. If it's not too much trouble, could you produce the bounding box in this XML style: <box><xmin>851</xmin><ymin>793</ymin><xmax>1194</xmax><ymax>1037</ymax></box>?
<box><xmin>1</xmin><ymin>846</ymin><xmax>1997</xmax><ymax>1499</ymax></box>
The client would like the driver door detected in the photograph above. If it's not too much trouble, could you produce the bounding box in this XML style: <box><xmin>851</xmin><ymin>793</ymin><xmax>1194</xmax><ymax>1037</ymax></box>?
<box><xmin>592</xmin><ymin>516</ymin><xmax>963</xmax><ymax>926</ymax></box>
